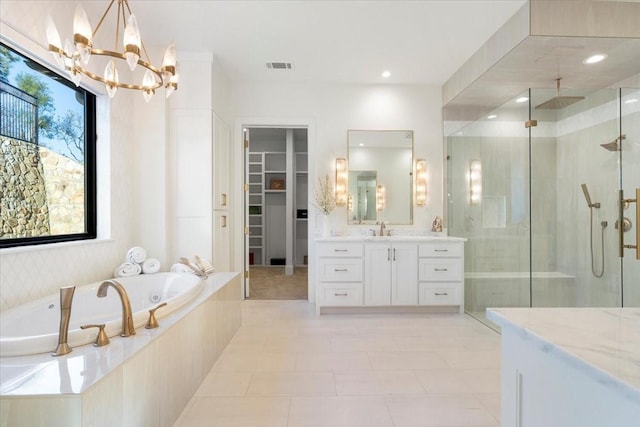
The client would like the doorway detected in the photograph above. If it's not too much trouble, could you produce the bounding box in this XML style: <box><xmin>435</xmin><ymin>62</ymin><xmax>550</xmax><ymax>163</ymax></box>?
<box><xmin>244</xmin><ymin>127</ymin><xmax>309</xmax><ymax>300</ymax></box>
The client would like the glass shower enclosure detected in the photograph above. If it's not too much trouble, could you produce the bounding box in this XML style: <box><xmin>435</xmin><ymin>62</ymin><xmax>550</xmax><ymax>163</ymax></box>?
<box><xmin>445</xmin><ymin>87</ymin><xmax>640</xmax><ymax>326</ymax></box>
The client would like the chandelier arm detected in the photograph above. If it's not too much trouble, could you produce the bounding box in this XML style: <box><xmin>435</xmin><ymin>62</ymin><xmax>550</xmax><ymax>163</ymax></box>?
<box><xmin>92</xmin><ymin>0</ymin><xmax>118</xmax><ymax>39</ymax></box>
<box><xmin>115</xmin><ymin>0</ymin><xmax>123</xmax><ymax>52</ymax></box>
<box><xmin>79</xmin><ymin>49</ymin><xmax>163</xmax><ymax>91</ymax></box>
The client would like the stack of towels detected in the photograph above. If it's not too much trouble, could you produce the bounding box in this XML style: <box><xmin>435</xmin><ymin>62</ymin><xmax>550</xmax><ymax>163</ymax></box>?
<box><xmin>170</xmin><ymin>255</ymin><xmax>215</xmax><ymax>276</ymax></box>
<box><xmin>114</xmin><ymin>247</ymin><xmax>161</xmax><ymax>277</ymax></box>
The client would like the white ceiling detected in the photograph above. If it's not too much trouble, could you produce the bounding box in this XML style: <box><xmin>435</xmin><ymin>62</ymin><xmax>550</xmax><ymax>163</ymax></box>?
<box><xmin>69</xmin><ymin>0</ymin><xmax>527</xmax><ymax>86</ymax></box>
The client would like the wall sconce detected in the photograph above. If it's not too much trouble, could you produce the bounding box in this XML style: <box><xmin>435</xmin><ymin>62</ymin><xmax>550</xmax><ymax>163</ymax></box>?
<box><xmin>376</xmin><ymin>184</ymin><xmax>386</xmax><ymax>211</ymax></box>
<box><xmin>335</xmin><ymin>158</ymin><xmax>347</xmax><ymax>206</ymax></box>
<box><xmin>415</xmin><ymin>159</ymin><xmax>427</xmax><ymax>206</ymax></box>
<box><xmin>347</xmin><ymin>194</ymin><xmax>353</xmax><ymax>212</ymax></box>
<box><xmin>469</xmin><ymin>159</ymin><xmax>482</xmax><ymax>204</ymax></box>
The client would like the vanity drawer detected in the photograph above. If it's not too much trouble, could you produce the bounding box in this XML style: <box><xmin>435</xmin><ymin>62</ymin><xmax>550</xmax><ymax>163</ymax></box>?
<box><xmin>321</xmin><ymin>283</ymin><xmax>363</xmax><ymax>306</ymax></box>
<box><xmin>419</xmin><ymin>243</ymin><xmax>463</xmax><ymax>258</ymax></box>
<box><xmin>318</xmin><ymin>259</ymin><xmax>363</xmax><ymax>282</ymax></box>
<box><xmin>419</xmin><ymin>283</ymin><xmax>461</xmax><ymax>305</ymax></box>
<box><xmin>317</xmin><ymin>243</ymin><xmax>363</xmax><ymax>257</ymax></box>
<box><xmin>418</xmin><ymin>259</ymin><xmax>461</xmax><ymax>281</ymax></box>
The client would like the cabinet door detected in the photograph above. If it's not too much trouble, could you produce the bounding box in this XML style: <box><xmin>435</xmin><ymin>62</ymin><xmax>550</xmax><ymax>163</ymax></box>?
<box><xmin>365</xmin><ymin>244</ymin><xmax>391</xmax><ymax>305</ymax></box>
<box><xmin>392</xmin><ymin>243</ymin><xmax>418</xmax><ymax>305</ymax></box>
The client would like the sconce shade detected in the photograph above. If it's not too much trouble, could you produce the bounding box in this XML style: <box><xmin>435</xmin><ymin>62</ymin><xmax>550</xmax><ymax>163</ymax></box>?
<box><xmin>376</xmin><ymin>185</ymin><xmax>386</xmax><ymax>211</ymax></box>
<box><xmin>335</xmin><ymin>158</ymin><xmax>348</xmax><ymax>206</ymax></box>
<box><xmin>469</xmin><ymin>160</ymin><xmax>482</xmax><ymax>204</ymax></box>
<box><xmin>416</xmin><ymin>159</ymin><xmax>427</xmax><ymax>206</ymax></box>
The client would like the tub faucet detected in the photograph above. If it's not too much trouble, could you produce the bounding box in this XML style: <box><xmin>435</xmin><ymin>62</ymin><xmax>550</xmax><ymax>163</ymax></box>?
<box><xmin>53</xmin><ymin>286</ymin><xmax>76</xmax><ymax>357</ymax></box>
<box><xmin>97</xmin><ymin>280</ymin><xmax>136</xmax><ymax>337</ymax></box>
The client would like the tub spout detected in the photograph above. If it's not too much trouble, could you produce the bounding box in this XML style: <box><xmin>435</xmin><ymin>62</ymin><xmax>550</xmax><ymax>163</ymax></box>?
<box><xmin>53</xmin><ymin>286</ymin><xmax>76</xmax><ymax>356</ymax></box>
<box><xmin>97</xmin><ymin>280</ymin><xmax>136</xmax><ymax>337</ymax></box>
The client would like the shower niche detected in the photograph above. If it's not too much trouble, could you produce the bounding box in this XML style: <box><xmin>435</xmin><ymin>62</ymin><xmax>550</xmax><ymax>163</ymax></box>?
<box><xmin>445</xmin><ymin>86</ymin><xmax>640</xmax><ymax>326</ymax></box>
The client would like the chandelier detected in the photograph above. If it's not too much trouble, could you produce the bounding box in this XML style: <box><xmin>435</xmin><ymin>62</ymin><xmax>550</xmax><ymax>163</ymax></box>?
<box><xmin>46</xmin><ymin>0</ymin><xmax>179</xmax><ymax>101</ymax></box>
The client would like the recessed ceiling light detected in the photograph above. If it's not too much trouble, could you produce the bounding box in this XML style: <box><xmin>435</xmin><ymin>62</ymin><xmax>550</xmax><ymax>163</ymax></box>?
<box><xmin>381</xmin><ymin>70</ymin><xmax>391</xmax><ymax>78</ymax></box>
<box><xmin>516</xmin><ymin>97</ymin><xmax>529</xmax><ymax>103</ymax></box>
<box><xmin>624</xmin><ymin>98</ymin><xmax>638</xmax><ymax>104</ymax></box>
<box><xmin>359</xmin><ymin>143</ymin><xmax>364</xmax><ymax>146</ymax></box>
<box><xmin>487</xmin><ymin>114</ymin><xmax>497</xmax><ymax>119</ymax></box>
<box><xmin>583</xmin><ymin>54</ymin><xmax>607</xmax><ymax>65</ymax></box>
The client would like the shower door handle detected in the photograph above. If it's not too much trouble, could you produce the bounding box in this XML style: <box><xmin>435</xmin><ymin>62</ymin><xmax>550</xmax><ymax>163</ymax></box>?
<box><xmin>619</xmin><ymin>188</ymin><xmax>639</xmax><ymax>260</ymax></box>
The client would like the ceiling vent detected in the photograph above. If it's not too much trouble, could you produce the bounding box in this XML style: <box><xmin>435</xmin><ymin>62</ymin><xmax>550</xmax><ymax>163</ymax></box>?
<box><xmin>266</xmin><ymin>62</ymin><xmax>293</xmax><ymax>70</ymax></box>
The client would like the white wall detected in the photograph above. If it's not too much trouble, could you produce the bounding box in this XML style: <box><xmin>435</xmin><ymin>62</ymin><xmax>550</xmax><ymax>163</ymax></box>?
<box><xmin>230</xmin><ymin>82</ymin><xmax>444</xmax><ymax>232</ymax></box>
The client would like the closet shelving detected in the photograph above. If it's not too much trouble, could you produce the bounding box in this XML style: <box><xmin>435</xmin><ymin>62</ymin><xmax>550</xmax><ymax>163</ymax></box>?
<box><xmin>247</xmin><ymin>128</ymin><xmax>307</xmax><ymax>271</ymax></box>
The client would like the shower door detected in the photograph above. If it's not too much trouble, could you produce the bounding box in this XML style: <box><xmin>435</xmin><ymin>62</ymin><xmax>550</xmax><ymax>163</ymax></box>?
<box><xmin>621</xmin><ymin>88</ymin><xmax>640</xmax><ymax>307</ymax></box>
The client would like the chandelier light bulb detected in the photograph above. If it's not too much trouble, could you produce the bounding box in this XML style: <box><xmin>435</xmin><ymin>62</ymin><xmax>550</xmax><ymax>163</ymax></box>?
<box><xmin>142</xmin><ymin>69</ymin><xmax>156</xmax><ymax>102</ymax></box>
<box><xmin>165</xmin><ymin>62</ymin><xmax>180</xmax><ymax>98</ymax></box>
<box><xmin>123</xmin><ymin>14</ymin><xmax>141</xmax><ymax>71</ymax></box>
<box><xmin>46</xmin><ymin>16</ymin><xmax>65</xmax><ymax>68</ymax></box>
<box><xmin>63</xmin><ymin>38</ymin><xmax>76</xmax><ymax>72</ymax></box>
<box><xmin>73</xmin><ymin>5</ymin><xmax>92</xmax><ymax>65</ymax></box>
<box><xmin>161</xmin><ymin>42</ymin><xmax>177</xmax><ymax>83</ymax></box>
<box><xmin>104</xmin><ymin>60</ymin><xmax>119</xmax><ymax>98</ymax></box>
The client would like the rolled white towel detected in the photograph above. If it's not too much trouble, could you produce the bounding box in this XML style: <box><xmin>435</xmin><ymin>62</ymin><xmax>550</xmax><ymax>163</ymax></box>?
<box><xmin>114</xmin><ymin>262</ymin><xmax>142</xmax><ymax>277</ymax></box>
<box><xmin>170</xmin><ymin>263</ymin><xmax>195</xmax><ymax>274</ymax></box>
<box><xmin>126</xmin><ymin>246</ymin><xmax>147</xmax><ymax>264</ymax></box>
<box><xmin>142</xmin><ymin>258</ymin><xmax>161</xmax><ymax>274</ymax></box>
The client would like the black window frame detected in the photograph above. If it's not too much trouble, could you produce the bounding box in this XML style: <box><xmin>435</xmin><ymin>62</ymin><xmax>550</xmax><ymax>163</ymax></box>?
<box><xmin>0</xmin><ymin>42</ymin><xmax>97</xmax><ymax>248</ymax></box>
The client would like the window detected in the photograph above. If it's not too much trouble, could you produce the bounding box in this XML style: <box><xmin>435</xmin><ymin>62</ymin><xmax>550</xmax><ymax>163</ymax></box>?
<box><xmin>0</xmin><ymin>42</ymin><xmax>96</xmax><ymax>248</ymax></box>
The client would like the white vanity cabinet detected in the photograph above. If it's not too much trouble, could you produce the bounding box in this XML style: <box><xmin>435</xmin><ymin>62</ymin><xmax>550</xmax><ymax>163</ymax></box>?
<box><xmin>365</xmin><ymin>243</ymin><xmax>418</xmax><ymax>305</ymax></box>
<box><xmin>316</xmin><ymin>237</ymin><xmax>465</xmax><ymax>313</ymax></box>
<box><xmin>418</xmin><ymin>242</ymin><xmax>464</xmax><ymax>311</ymax></box>
<box><xmin>316</xmin><ymin>242</ymin><xmax>364</xmax><ymax>307</ymax></box>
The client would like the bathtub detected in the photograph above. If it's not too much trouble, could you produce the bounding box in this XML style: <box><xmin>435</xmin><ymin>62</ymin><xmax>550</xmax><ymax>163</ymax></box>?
<box><xmin>1</xmin><ymin>272</ymin><xmax>241</xmax><ymax>427</ymax></box>
<box><xmin>0</xmin><ymin>272</ymin><xmax>203</xmax><ymax>357</ymax></box>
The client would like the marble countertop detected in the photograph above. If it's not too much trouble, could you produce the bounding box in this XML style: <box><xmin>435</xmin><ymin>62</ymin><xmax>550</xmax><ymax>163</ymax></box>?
<box><xmin>316</xmin><ymin>234</ymin><xmax>466</xmax><ymax>242</ymax></box>
<box><xmin>487</xmin><ymin>307</ymin><xmax>640</xmax><ymax>403</ymax></box>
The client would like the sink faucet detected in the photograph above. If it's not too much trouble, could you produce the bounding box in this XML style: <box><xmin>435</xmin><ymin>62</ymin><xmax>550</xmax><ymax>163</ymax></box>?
<box><xmin>97</xmin><ymin>280</ymin><xmax>136</xmax><ymax>337</ymax></box>
<box><xmin>53</xmin><ymin>286</ymin><xmax>76</xmax><ymax>356</ymax></box>
<box><xmin>379</xmin><ymin>221</ymin><xmax>386</xmax><ymax>237</ymax></box>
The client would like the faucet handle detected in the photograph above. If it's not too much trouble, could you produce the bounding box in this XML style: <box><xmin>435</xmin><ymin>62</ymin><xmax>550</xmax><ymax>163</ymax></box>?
<box><xmin>369</xmin><ymin>229</ymin><xmax>377</xmax><ymax>236</ymax></box>
<box><xmin>81</xmin><ymin>324</ymin><xmax>110</xmax><ymax>347</ymax></box>
<box><xmin>145</xmin><ymin>302</ymin><xmax>168</xmax><ymax>329</ymax></box>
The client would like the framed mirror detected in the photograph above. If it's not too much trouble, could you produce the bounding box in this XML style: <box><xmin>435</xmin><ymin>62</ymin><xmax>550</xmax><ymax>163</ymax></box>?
<box><xmin>347</xmin><ymin>130</ymin><xmax>413</xmax><ymax>224</ymax></box>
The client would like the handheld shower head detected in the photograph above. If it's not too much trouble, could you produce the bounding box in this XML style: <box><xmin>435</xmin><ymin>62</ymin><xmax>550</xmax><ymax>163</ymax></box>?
<box><xmin>581</xmin><ymin>184</ymin><xmax>600</xmax><ymax>208</ymax></box>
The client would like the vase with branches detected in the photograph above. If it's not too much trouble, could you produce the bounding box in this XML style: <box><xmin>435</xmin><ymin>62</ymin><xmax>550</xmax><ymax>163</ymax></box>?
<box><xmin>313</xmin><ymin>175</ymin><xmax>335</xmax><ymax>236</ymax></box>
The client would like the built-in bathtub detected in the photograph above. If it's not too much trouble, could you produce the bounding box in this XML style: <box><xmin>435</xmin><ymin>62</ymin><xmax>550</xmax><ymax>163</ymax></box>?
<box><xmin>0</xmin><ymin>272</ymin><xmax>241</xmax><ymax>427</ymax></box>
<box><xmin>0</xmin><ymin>273</ymin><xmax>204</xmax><ymax>357</ymax></box>
<box><xmin>465</xmin><ymin>271</ymin><xmax>577</xmax><ymax>312</ymax></box>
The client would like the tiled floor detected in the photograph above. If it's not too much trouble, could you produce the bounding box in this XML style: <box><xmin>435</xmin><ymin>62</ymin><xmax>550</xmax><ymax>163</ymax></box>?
<box><xmin>248</xmin><ymin>267</ymin><xmax>308</xmax><ymax>300</ymax></box>
<box><xmin>174</xmin><ymin>300</ymin><xmax>501</xmax><ymax>427</ymax></box>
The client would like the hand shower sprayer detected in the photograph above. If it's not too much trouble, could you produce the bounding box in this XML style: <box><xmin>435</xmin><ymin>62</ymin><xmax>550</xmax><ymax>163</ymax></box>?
<box><xmin>581</xmin><ymin>184</ymin><xmax>600</xmax><ymax>208</ymax></box>
<box><xmin>581</xmin><ymin>183</ymin><xmax>606</xmax><ymax>278</ymax></box>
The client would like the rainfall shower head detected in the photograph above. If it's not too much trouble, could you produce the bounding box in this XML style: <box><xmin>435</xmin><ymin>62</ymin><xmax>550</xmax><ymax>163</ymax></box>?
<box><xmin>600</xmin><ymin>141</ymin><xmax>620</xmax><ymax>151</ymax></box>
<box><xmin>581</xmin><ymin>184</ymin><xmax>600</xmax><ymax>208</ymax></box>
<box><xmin>535</xmin><ymin>78</ymin><xmax>585</xmax><ymax>110</ymax></box>
<box><xmin>600</xmin><ymin>135</ymin><xmax>625</xmax><ymax>151</ymax></box>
